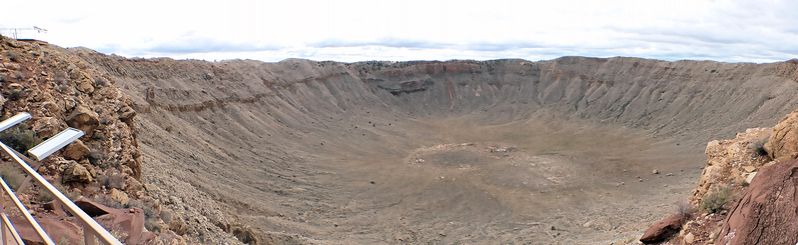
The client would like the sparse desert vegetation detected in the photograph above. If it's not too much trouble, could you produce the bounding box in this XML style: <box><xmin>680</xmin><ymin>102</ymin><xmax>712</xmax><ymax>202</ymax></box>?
<box><xmin>700</xmin><ymin>185</ymin><xmax>731</xmax><ymax>214</ymax></box>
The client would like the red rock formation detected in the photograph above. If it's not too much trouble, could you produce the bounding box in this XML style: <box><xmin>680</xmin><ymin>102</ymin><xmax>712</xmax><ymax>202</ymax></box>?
<box><xmin>640</xmin><ymin>213</ymin><xmax>687</xmax><ymax>244</ymax></box>
<box><xmin>716</xmin><ymin>159</ymin><xmax>798</xmax><ymax>244</ymax></box>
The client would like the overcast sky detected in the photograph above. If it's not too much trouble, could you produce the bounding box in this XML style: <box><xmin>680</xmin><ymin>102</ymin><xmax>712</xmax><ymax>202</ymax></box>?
<box><xmin>2</xmin><ymin>0</ymin><xmax>796</xmax><ymax>62</ymax></box>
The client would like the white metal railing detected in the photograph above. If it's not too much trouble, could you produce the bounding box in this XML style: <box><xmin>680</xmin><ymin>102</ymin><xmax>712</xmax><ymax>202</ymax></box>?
<box><xmin>0</xmin><ymin>171</ymin><xmax>53</xmax><ymax>244</ymax></box>
<box><xmin>0</xmin><ymin>212</ymin><xmax>23</xmax><ymax>244</ymax></box>
<box><xmin>0</xmin><ymin>27</ymin><xmax>47</xmax><ymax>40</ymax></box>
<box><xmin>0</xmin><ymin>113</ymin><xmax>122</xmax><ymax>244</ymax></box>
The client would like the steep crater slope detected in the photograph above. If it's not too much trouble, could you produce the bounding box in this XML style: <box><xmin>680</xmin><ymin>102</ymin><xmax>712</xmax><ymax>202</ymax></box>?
<box><xmin>74</xmin><ymin>51</ymin><xmax>798</xmax><ymax>243</ymax></box>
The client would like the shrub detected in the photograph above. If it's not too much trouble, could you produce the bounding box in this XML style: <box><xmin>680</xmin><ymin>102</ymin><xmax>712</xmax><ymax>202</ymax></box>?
<box><xmin>126</xmin><ymin>199</ymin><xmax>158</xmax><ymax>218</ymax></box>
<box><xmin>12</xmin><ymin>71</ymin><xmax>23</xmax><ymax>80</ymax></box>
<box><xmin>752</xmin><ymin>139</ymin><xmax>769</xmax><ymax>157</ymax></box>
<box><xmin>0</xmin><ymin>126</ymin><xmax>41</xmax><ymax>153</ymax></box>
<box><xmin>701</xmin><ymin>185</ymin><xmax>732</xmax><ymax>213</ymax></box>
<box><xmin>94</xmin><ymin>77</ymin><xmax>108</xmax><ymax>87</ymax></box>
<box><xmin>37</xmin><ymin>183</ymin><xmax>77</xmax><ymax>203</ymax></box>
<box><xmin>675</xmin><ymin>200</ymin><xmax>695</xmax><ymax>217</ymax></box>
<box><xmin>93</xmin><ymin>194</ymin><xmax>124</xmax><ymax>209</ymax></box>
<box><xmin>144</xmin><ymin>216</ymin><xmax>161</xmax><ymax>232</ymax></box>
<box><xmin>5</xmin><ymin>51</ymin><xmax>19</xmax><ymax>62</ymax></box>
<box><xmin>0</xmin><ymin>165</ymin><xmax>25</xmax><ymax>190</ymax></box>
<box><xmin>56</xmin><ymin>236</ymin><xmax>72</xmax><ymax>245</ymax></box>
<box><xmin>7</xmin><ymin>89</ymin><xmax>23</xmax><ymax>101</ymax></box>
<box><xmin>96</xmin><ymin>173</ymin><xmax>125</xmax><ymax>189</ymax></box>
<box><xmin>88</xmin><ymin>150</ymin><xmax>106</xmax><ymax>167</ymax></box>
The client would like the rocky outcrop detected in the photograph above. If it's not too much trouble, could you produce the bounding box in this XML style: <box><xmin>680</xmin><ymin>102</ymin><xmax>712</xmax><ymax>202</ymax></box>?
<box><xmin>0</xmin><ymin>36</ymin><xmax>178</xmax><ymax>242</ymax></box>
<box><xmin>765</xmin><ymin>110</ymin><xmax>798</xmax><ymax>162</ymax></box>
<box><xmin>691</xmin><ymin>128</ymin><xmax>772</xmax><ymax>205</ymax></box>
<box><xmin>650</xmin><ymin>109</ymin><xmax>798</xmax><ymax>244</ymax></box>
<box><xmin>0</xmin><ymin>37</ymin><xmax>141</xmax><ymax>185</ymax></box>
<box><xmin>376</xmin><ymin>79</ymin><xmax>434</xmax><ymax>95</ymax></box>
<box><xmin>716</xmin><ymin>159</ymin><xmax>798</xmax><ymax>244</ymax></box>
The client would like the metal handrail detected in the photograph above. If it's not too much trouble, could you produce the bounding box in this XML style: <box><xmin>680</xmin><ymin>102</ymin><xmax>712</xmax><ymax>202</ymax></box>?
<box><xmin>0</xmin><ymin>212</ymin><xmax>24</xmax><ymax>244</ymax></box>
<box><xmin>0</xmin><ymin>177</ymin><xmax>53</xmax><ymax>244</ymax></box>
<box><xmin>0</xmin><ymin>141</ymin><xmax>122</xmax><ymax>245</ymax></box>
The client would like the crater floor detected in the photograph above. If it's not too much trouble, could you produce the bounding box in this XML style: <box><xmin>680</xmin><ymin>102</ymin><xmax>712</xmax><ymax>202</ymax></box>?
<box><xmin>300</xmin><ymin>116</ymin><xmax>702</xmax><ymax>243</ymax></box>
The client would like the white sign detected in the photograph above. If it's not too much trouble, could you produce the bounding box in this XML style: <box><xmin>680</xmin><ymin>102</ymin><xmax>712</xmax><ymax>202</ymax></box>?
<box><xmin>28</xmin><ymin>128</ymin><xmax>84</xmax><ymax>161</ymax></box>
<box><xmin>0</xmin><ymin>113</ymin><xmax>31</xmax><ymax>132</ymax></box>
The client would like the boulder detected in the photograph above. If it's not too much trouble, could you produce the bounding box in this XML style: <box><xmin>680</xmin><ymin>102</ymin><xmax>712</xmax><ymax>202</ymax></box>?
<box><xmin>31</xmin><ymin>116</ymin><xmax>63</xmax><ymax>138</ymax></box>
<box><xmin>118</xmin><ymin>105</ymin><xmax>136</xmax><ymax>122</ymax></box>
<box><xmin>717</xmin><ymin>159</ymin><xmax>798</xmax><ymax>244</ymax></box>
<box><xmin>766</xmin><ymin>110</ymin><xmax>798</xmax><ymax>161</ymax></box>
<box><xmin>63</xmin><ymin>162</ymin><xmax>93</xmax><ymax>183</ymax></box>
<box><xmin>77</xmin><ymin>80</ymin><xmax>95</xmax><ymax>94</ymax></box>
<box><xmin>110</xmin><ymin>188</ymin><xmax>130</xmax><ymax>206</ymax></box>
<box><xmin>73</xmin><ymin>72</ymin><xmax>95</xmax><ymax>94</ymax></box>
<box><xmin>231</xmin><ymin>225</ymin><xmax>261</xmax><ymax>245</ymax></box>
<box><xmin>66</xmin><ymin>106</ymin><xmax>99</xmax><ymax>135</ymax></box>
<box><xmin>40</xmin><ymin>101</ymin><xmax>61</xmax><ymax>114</ymax></box>
<box><xmin>63</xmin><ymin>140</ymin><xmax>89</xmax><ymax>160</ymax></box>
<box><xmin>4</xmin><ymin>63</ymin><xmax>20</xmax><ymax>71</ymax></box>
<box><xmin>684</xmin><ymin>232</ymin><xmax>695</xmax><ymax>244</ymax></box>
<box><xmin>640</xmin><ymin>213</ymin><xmax>686</xmax><ymax>244</ymax></box>
<box><xmin>744</xmin><ymin>172</ymin><xmax>757</xmax><ymax>184</ymax></box>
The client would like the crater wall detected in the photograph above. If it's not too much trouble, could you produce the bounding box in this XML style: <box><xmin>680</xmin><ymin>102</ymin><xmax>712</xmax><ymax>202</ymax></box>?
<box><xmin>72</xmin><ymin>51</ymin><xmax>798</xmax><ymax>243</ymax></box>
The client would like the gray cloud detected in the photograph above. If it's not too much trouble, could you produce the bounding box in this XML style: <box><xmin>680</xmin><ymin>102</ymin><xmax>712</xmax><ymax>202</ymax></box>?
<box><xmin>311</xmin><ymin>39</ymin><xmax>449</xmax><ymax>49</ymax></box>
<box><xmin>83</xmin><ymin>0</ymin><xmax>798</xmax><ymax>63</ymax></box>
<box><xmin>145</xmin><ymin>36</ymin><xmax>282</xmax><ymax>54</ymax></box>
<box><xmin>310</xmin><ymin>39</ymin><xmax>552</xmax><ymax>52</ymax></box>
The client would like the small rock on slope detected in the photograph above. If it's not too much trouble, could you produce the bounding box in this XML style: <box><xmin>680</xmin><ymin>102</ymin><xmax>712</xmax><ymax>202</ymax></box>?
<box><xmin>640</xmin><ymin>213</ymin><xmax>686</xmax><ymax>244</ymax></box>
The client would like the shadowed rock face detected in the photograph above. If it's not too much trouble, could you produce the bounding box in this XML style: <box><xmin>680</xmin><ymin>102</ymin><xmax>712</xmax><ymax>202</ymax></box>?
<box><xmin>71</xmin><ymin>50</ymin><xmax>798</xmax><ymax>243</ymax></box>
